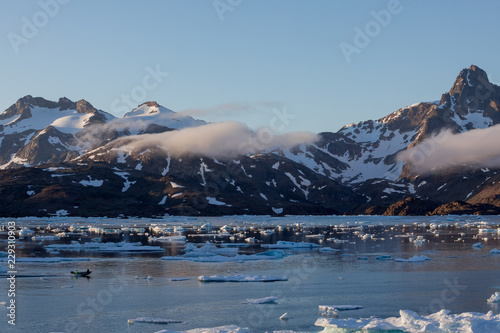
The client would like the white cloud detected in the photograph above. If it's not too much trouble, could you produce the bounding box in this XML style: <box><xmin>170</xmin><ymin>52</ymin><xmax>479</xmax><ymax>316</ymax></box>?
<box><xmin>115</xmin><ymin>121</ymin><xmax>317</xmax><ymax>159</ymax></box>
<box><xmin>397</xmin><ymin>126</ymin><xmax>500</xmax><ymax>174</ymax></box>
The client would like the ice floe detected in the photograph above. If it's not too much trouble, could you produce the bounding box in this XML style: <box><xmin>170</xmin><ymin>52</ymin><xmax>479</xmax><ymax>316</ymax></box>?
<box><xmin>198</xmin><ymin>274</ymin><xmax>287</xmax><ymax>283</ymax></box>
<box><xmin>319</xmin><ymin>305</ymin><xmax>363</xmax><ymax>312</ymax></box>
<box><xmin>45</xmin><ymin>241</ymin><xmax>164</xmax><ymax>253</ymax></box>
<box><xmin>395</xmin><ymin>255</ymin><xmax>432</xmax><ymax>262</ymax></box>
<box><xmin>375</xmin><ymin>255</ymin><xmax>394</xmax><ymax>260</ymax></box>
<box><xmin>487</xmin><ymin>292</ymin><xmax>500</xmax><ymax>303</ymax></box>
<box><xmin>241</xmin><ymin>296</ymin><xmax>278</xmax><ymax>304</ymax></box>
<box><xmin>149</xmin><ymin>236</ymin><xmax>186</xmax><ymax>243</ymax></box>
<box><xmin>162</xmin><ymin>249</ymin><xmax>286</xmax><ymax>263</ymax></box>
<box><xmin>154</xmin><ymin>325</ymin><xmax>248</xmax><ymax>333</ymax></box>
<box><xmin>261</xmin><ymin>241</ymin><xmax>320</xmax><ymax>249</ymax></box>
<box><xmin>127</xmin><ymin>317</ymin><xmax>183</xmax><ymax>325</ymax></box>
<box><xmin>315</xmin><ymin>309</ymin><xmax>500</xmax><ymax>332</ymax></box>
<box><xmin>319</xmin><ymin>247</ymin><xmax>342</xmax><ymax>252</ymax></box>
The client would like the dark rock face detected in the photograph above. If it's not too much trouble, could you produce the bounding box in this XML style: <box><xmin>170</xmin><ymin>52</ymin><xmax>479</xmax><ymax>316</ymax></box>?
<box><xmin>383</xmin><ymin>197</ymin><xmax>441</xmax><ymax>216</ymax></box>
<box><xmin>429</xmin><ymin>201</ymin><xmax>500</xmax><ymax>216</ymax></box>
<box><xmin>1</xmin><ymin>66</ymin><xmax>500</xmax><ymax>217</ymax></box>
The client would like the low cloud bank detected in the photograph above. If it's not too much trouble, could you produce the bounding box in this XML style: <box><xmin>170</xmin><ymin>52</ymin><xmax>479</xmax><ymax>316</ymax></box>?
<box><xmin>116</xmin><ymin>121</ymin><xmax>317</xmax><ymax>158</ymax></box>
<box><xmin>397</xmin><ymin>125</ymin><xmax>500</xmax><ymax>174</ymax></box>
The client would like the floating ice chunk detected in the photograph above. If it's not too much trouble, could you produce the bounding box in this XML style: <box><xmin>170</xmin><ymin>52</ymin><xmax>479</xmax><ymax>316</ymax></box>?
<box><xmin>319</xmin><ymin>247</ymin><xmax>341</xmax><ymax>252</ymax></box>
<box><xmin>242</xmin><ymin>296</ymin><xmax>278</xmax><ymax>304</ymax></box>
<box><xmin>315</xmin><ymin>309</ymin><xmax>500</xmax><ymax>332</ymax></box>
<box><xmin>375</xmin><ymin>255</ymin><xmax>394</xmax><ymax>260</ymax></box>
<box><xmin>395</xmin><ymin>255</ymin><xmax>432</xmax><ymax>262</ymax></box>
<box><xmin>473</xmin><ymin>242</ymin><xmax>485</xmax><ymax>248</ymax></box>
<box><xmin>98</xmin><ymin>242</ymin><xmax>164</xmax><ymax>253</ymax></box>
<box><xmin>154</xmin><ymin>325</ymin><xmax>249</xmax><ymax>333</ymax></box>
<box><xmin>198</xmin><ymin>274</ymin><xmax>287</xmax><ymax>283</ymax></box>
<box><xmin>31</xmin><ymin>235</ymin><xmax>61</xmax><ymax>241</ymax></box>
<box><xmin>279</xmin><ymin>312</ymin><xmax>288</xmax><ymax>321</ymax></box>
<box><xmin>149</xmin><ymin>236</ymin><xmax>186</xmax><ymax>243</ymax></box>
<box><xmin>127</xmin><ymin>317</ymin><xmax>182</xmax><ymax>325</ymax></box>
<box><xmin>184</xmin><ymin>242</ymin><xmax>238</xmax><ymax>257</ymax></box>
<box><xmin>413</xmin><ymin>236</ymin><xmax>426</xmax><ymax>245</ymax></box>
<box><xmin>319</xmin><ymin>305</ymin><xmax>363</xmax><ymax>312</ymax></box>
<box><xmin>479</xmin><ymin>228</ymin><xmax>496</xmax><ymax>234</ymax></box>
<box><xmin>19</xmin><ymin>227</ymin><xmax>34</xmax><ymax>237</ymax></box>
<box><xmin>162</xmin><ymin>250</ymin><xmax>286</xmax><ymax>263</ymax></box>
<box><xmin>168</xmin><ymin>277</ymin><xmax>190</xmax><ymax>281</ymax></box>
<box><xmin>490</xmin><ymin>248</ymin><xmax>500</xmax><ymax>254</ymax></box>
<box><xmin>261</xmin><ymin>241</ymin><xmax>320</xmax><ymax>249</ymax></box>
<box><xmin>260</xmin><ymin>229</ymin><xmax>275</xmax><ymax>235</ymax></box>
<box><xmin>487</xmin><ymin>292</ymin><xmax>500</xmax><ymax>303</ymax></box>
<box><xmin>219</xmin><ymin>243</ymin><xmax>249</xmax><ymax>248</ymax></box>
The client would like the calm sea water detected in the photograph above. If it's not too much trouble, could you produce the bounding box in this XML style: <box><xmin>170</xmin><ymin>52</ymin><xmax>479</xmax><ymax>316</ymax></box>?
<box><xmin>1</xmin><ymin>215</ymin><xmax>500</xmax><ymax>333</ymax></box>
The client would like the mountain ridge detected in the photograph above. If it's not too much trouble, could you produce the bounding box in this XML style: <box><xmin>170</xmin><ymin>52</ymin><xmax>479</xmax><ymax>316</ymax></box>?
<box><xmin>1</xmin><ymin>65</ymin><xmax>500</xmax><ymax>217</ymax></box>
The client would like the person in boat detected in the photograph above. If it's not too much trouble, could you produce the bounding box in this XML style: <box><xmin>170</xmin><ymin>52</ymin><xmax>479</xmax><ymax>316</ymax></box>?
<box><xmin>85</xmin><ymin>269</ymin><xmax>90</xmax><ymax>274</ymax></box>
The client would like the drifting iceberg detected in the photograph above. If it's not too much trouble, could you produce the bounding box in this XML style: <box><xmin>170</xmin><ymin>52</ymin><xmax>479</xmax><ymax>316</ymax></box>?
<box><xmin>242</xmin><ymin>296</ymin><xmax>278</xmax><ymax>304</ymax></box>
<box><xmin>162</xmin><ymin>250</ymin><xmax>286</xmax><ymax>263</ymax></box>
<box><xmin>315</xmin><ymin>309</ymin><xmax>500</xmax><ymax>332</ymax></box>
<box><xmin>149</xmin><ymin>236</ymin><xmax>186</xmax><ymax>243</ymax></box>
<box><xmin>261</xmin><ymin>241</ymin><xmax>320</xmax><ymax>249</ymax></box>
<box><xmin>127</xmin><ymin>317</ymin><xmax>182</xmax><ymax>325</ymax></box>
<box><xmin>198</xmin><ymin>274</ymin><xmax>287</xmax><ymax>283</ymax></box>
<box><xmin>154</xmin><ymin>325</ymin><xmax>248</xmax><ymax>333</ymax></box>
<box><xmin>487</xmin><ymin>292</ymin><xmax>500</xmax><ymax>303</ymax></box>
<box><xmin>375</xmin><ymin>255</ymin><xmax>394</xmax><ymax>260</ymax></box>
<box><xmin>45</xmin><ymin>241</ymin><xmax>164</xmax><ymax>252</ymax></box>
<box><xmin>319</xmin><ymin>305</ymin><xmax>363</xmax><ymax>312</ymax></box>
<box><xmin>395</xmin><ymin>255</ymin><xmax>432</xmax><ymax>262</ymax></box>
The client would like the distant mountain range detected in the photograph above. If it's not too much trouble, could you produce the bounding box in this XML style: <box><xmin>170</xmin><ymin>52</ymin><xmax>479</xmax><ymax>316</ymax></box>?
<box><xmin>2</xmin><ymin>65</ymin><xmax>500</xmax><ymax>217</ymax></box>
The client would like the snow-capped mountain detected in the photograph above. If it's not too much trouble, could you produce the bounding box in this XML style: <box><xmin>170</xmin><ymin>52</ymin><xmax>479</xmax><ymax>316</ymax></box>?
<box><xmin>122</xmin><ymin>101</ymin><xmax>206</xmax><ymax>132</ymax></box>
<box><xmin>0</xmin><ymin>97</ymin><xmax>205</xmax><ymax>169</ymax></box>
<box><xmin>1</xmin><ymin>65</ymin><xmax>499</xmax><ymax>217</ymax></box>
<box><xmin>279</xmin><ymin>65</ymin><xmax>500</xmax><ymax>212</ymax></box>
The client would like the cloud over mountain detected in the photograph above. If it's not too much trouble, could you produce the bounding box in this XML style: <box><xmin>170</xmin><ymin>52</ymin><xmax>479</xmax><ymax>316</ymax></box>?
<box><xmin>397</xmin><ymin>126</ymin><xmax>500</xmax><ymax>173</ymax></box>
<box><xmin>116</xmin><ymin>121</ymin><xmax>317</xmax><ymax>158</ymax></box>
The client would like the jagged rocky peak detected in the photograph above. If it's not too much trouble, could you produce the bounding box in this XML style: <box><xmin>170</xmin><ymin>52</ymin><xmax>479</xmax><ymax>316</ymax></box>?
<box><xmin>140</xmin><ymin>101</ymin><xmax>160</xmax><ymax>108</ymax></box>
<box><xmin>57</xmin><ymin>97</ymin><xmax>77</xmax><ymax>110</ymax></box>
<box><xmin>440</xmin><ymin>65</ymin><xmax>499</xmax><ymax>115</ymax></box>
<box><xmin>75</xmin><ymin>99</ymin><xmax>98</xmax><ymax>114</ymax></box>
<box><xmin>449</xmin><ymin>65</ymin><xmax>490</xmax><ymax>95</ymax></box>
<box><xmin>124</xmin><ymin>101</ymin><xmax>175</xmax><ymax>118</ymax></box>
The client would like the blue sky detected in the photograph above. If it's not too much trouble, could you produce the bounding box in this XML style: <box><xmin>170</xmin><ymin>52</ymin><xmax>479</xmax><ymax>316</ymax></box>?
<box><xmin>1</xmin><ymin>0</ymin><xmax>499</xmax><ymax>133</ymax></box>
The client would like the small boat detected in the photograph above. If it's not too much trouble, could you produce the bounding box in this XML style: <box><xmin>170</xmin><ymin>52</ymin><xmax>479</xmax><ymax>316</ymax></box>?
<box><xmin>71</xmin><ymin>270</ymin><xmax>92</xmax><ymax>277</ymax></box>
